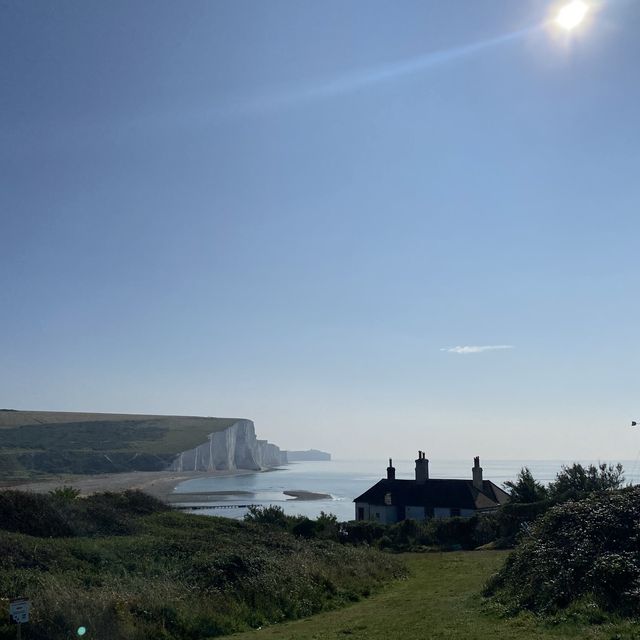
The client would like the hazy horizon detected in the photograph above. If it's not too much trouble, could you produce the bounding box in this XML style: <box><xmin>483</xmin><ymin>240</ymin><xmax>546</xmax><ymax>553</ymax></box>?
<box><xmin>2</xmin><ymin>1</ymin><xmax>639</xmax><ymax>460</ymax></box>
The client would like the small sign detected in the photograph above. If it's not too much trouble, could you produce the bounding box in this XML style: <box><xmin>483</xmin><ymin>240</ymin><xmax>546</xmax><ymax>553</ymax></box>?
<box><xmin>9</xmin><ymin>598</ymin><xmax>30</xmax><ymax>624</ymax></box>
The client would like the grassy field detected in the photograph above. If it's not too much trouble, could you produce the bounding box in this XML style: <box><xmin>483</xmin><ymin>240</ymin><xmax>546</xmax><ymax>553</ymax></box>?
<box><xmin>0</xmin><ymin>410</ymin><xmax>240</xmax><ymax>477</ymax></box>
<box><xmin>0</xmin><ymin>492</ymin><xmax>404</xmax><ymax>640</ymax></box>
<box><xmin>230</xmin><ymin>551</ymin><xmax>640</xmax><ymax>640</ymax></box>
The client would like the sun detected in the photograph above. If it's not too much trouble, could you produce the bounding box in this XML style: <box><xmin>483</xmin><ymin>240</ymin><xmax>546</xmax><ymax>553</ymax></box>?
<box><xmin>555</xmin><ymin>1</ymin><xmax>589</xmax><ymax>30</ymax></box>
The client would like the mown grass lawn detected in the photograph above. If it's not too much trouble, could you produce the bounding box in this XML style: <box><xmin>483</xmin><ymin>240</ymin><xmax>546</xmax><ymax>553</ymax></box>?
<box><xmin>230</xmin><ymin>551</ymin><xmax>640</xmax><ymax>640</ymax></box>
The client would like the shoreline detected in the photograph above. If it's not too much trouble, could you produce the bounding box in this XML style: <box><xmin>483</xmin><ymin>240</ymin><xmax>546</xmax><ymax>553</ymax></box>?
<box><xmin>0</xmin><ymin>467</ymin><xmax>334</xmax><ymax>506</ymax></box>
<box><xmin>167</xmin><ymin>488</ymin><xmax>333</xmax><ymax>504</ymax></box>
<box><xmin>0</xmin><ymin>469</ymin><xmax>260</xmax><ymax>501</ymax></box>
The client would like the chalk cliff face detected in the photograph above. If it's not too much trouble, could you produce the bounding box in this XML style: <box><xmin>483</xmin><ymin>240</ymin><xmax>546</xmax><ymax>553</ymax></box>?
<box><xmin>170</xmin><ymin>419</ymin><xmax>287</xmax><ymax>472</ymax></box>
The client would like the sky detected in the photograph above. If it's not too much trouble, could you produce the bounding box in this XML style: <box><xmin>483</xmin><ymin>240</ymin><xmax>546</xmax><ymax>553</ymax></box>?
<box><xmin>2</xmin><ymin>1</ymin><xmax>640</xmax><ymax>460</ymax></box>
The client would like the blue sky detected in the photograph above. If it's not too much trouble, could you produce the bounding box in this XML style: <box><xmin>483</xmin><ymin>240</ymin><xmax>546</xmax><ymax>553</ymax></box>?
<box><xmin>2</xmin><ymin>1</ymin><xmax>639</xmax><ymax>459</ymax></box>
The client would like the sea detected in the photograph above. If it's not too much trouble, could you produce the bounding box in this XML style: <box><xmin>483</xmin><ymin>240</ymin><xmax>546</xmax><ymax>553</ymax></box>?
<box><xmin>172</xmin><ymin>458</ymin><xmax>640</xmax><ymax>521</ymax></box>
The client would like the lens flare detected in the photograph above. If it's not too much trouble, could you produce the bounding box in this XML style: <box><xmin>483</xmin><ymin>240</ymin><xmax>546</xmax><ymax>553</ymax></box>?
<box><xmin>555</xmin><ymin>1</ymin><xmax>589</xmax><ymax>30</ymax></box>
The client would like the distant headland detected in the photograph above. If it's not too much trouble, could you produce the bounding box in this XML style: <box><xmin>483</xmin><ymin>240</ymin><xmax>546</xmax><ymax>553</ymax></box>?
<box><xmin>285</xmin><ymin>449</ymin><xmax>331</xmax><ymax>461</ymax></box>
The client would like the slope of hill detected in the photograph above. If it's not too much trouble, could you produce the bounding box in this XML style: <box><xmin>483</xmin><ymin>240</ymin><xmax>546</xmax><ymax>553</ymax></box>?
<box><xmin>0</xmin><ymin>489</ymin><xmax>403</xmax><ymax>639</ymax></box>
<box><xmin>0</xmin><ymin>410</ymin><xmax>280</xmax><ymax>478</ymax></box>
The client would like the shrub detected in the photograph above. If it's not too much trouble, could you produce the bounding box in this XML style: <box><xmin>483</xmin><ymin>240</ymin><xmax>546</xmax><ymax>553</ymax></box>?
<box><xmin>494</xmin><ymin>499</ymin><xmax>552</xmax><ymax>544</ymax></box>
<box><xmin>484</xmin><ymin>486</ymin><xmax>640</xmax><ymax>617</ymax></box>
<box><xmin>341</xmin><ymin>521</ymin><xmax>387</xmax><ymax>546</ymax></box>
<box><xmin>0</xmin><ymin>491</ymin><xmax>75</xmax><ymax>537</ymax></box>
<box><xmin>243</xmin><ymin>505</ymin><xmax>292</xmax><ymax>529</ymax></box>
<box><xmin>48</xmin><ymin>486</ymin><xmax>81</xmax><ymax>504</ymax></box>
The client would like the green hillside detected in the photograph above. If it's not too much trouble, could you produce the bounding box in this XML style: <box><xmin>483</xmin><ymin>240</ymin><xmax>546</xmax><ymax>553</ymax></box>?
<box><xmin>0</xmin><ymin>489</ymin><xmax>402</xmax><ymax>639</ymax></box>
<box><xmin>0</xmin><ymin>410</ymin><xmax>239</xmax><ymax>478</ymax></box>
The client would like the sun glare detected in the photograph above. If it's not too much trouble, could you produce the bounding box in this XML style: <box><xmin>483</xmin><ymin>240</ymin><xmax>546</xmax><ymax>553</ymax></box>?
<box><xmin>555</xmin><ymin>1</ymin><xmax>589</xmax><ymax>30</ymax></box>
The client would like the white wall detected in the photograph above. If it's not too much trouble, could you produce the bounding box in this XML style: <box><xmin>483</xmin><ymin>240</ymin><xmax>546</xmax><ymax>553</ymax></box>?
<box><xmin>357</xmin><ymin>503</ymin><xmax>476</xmax><ymax>522</ymax></box>
<box><xmin>356</xmin><ymin>503</ymin><xmax>397</xmax><ymax>524</ymax></box>
<box><xmin>405</xmin><ymin>505</ymin><xmax>426</xmax><ymax>520</ymax></box>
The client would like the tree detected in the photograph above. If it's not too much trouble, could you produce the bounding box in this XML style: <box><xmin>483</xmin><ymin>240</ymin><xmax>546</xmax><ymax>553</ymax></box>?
<box><xmin>503</xmin><ymin>467</ymin><xmax>548</xmax><ymax>503</ymax></box>
<box><xmin>548</xmin><ymin>462</ymin><xmax>624</xmax><ymax>500</ymax></box>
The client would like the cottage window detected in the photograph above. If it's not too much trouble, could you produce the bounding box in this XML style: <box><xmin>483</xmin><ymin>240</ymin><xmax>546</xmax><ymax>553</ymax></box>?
<box><xmin>357</xmin><ymin>507</ymin><xmax>364</xmax><ymax>520</ymax></box>
<box><xmin>384</xmin><ymin>492</ymin><xmax>392</xmax><ymax>505</ymax></box>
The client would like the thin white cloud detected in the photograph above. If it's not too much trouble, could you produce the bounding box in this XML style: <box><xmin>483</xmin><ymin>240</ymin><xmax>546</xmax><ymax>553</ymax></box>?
<box><xmin>441</xmin><ymin>345</ymin><xmax>514</xmax><ymax>354</ymax></box>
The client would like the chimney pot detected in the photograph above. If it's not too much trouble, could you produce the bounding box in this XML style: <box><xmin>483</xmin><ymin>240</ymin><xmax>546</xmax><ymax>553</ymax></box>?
<box><xmin>387</xmin><ymin>458</ymin><xmax>396</xmax><ymax>480</ymax></box>
<box><xmin>472</xmin><ymin>456</ymin><xmax>483</xmax><ymax>490</ymax></box>
<box><xmin>415</xmin><ymin>450</ymin><xmax>429</xmax><ymax>483</ymax></box>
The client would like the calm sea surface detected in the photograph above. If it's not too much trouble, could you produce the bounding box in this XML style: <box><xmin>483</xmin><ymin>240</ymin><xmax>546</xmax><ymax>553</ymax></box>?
<box><xmin>173</xmin><ymin>458</ymin><xmax>640</xmax><ymax>521</ymax></box>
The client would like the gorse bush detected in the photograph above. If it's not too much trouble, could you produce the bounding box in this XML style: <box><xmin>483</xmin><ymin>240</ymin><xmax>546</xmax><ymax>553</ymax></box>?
<box><xmin>484</xmin><ymin>486</ymin><xmax>640</xmax><ymax>618</ymax></box>
<box><xmin>0</xmin><ymin>491</ymin><xmax>404</xmax><ymax>640</ymax></box>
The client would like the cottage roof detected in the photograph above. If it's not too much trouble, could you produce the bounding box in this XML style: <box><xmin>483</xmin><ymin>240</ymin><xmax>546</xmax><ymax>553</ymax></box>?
<box><xmin>353</xmin><ymin>478</ymin><xmax>510</xmax><ymax>510</ymax></box>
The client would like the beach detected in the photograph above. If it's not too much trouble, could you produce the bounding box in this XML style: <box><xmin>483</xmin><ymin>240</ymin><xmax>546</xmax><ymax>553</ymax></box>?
<box><xmin>0</xmin><ymin>469</ymin><xmax>256</xmax><ymax>501</ymax></box>
<box><xmin>0</xmin><ymin>469</ymin><xmax>332</xmax><ymax>505</ymax></box>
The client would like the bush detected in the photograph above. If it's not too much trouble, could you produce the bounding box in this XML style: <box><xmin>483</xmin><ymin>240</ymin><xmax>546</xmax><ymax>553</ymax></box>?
<box><xmin>494</xmin><ymin>499</ymin><xmax>552</xmax><ymax>544</ymax></box>
<box><xmin>484</xmin><ymin>486</ymin><xmax>640</xmax><ymax>617</ymax></box>
<box><xmin>0</xmin><ymin>489</ymin><xmax>170</xmax><ymax>539</ymax></box>
<box><xmin>0</xmin><ymin>491</ymin><xmax>75</xmax><ymax>537</ymax></box>
<box><xmin>341</xmin><ymin>521</ymin><xmax>387</xmax><ymax>546</ymax></box>
<box><xmin>243</xmin><ymin>504</ymin><xmax>292</xmax><ymax>528</ymax></box>
<box><xmin>48</xmin><ymin>486</ymin><xmax>81</xmax><ymax>504</ymax></box>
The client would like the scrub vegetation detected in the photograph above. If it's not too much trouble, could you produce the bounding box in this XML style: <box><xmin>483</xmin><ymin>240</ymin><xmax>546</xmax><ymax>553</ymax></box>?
<box><xmin>0</xmin><ymin>489</ymin><xmax>403</xmax><ymax>640</ymax></box>
<box><xmin>244</xmin><ymin>504</ymin><xmax>501</xmax><ymax>551</ymax></box>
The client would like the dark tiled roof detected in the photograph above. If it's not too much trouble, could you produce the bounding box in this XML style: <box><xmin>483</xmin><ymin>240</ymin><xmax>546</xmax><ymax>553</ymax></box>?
<box><xmin>353</xmin><ymin>478</ymin><xmax>508</xmax><ymax>510</ymax></box>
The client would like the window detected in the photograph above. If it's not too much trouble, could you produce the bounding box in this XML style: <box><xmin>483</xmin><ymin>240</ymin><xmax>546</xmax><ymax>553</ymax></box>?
<box><xmin>357</xmin><ymin>507</ymin><xmax>364</xmax><ymax>521</ymax></box>
<box><xmin>384</xmin><ymin>492</ymin><xmax>392</xmax><ymax>505</ymax></box>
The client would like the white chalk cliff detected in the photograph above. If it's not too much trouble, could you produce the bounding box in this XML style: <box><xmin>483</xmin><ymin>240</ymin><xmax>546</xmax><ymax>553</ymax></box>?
<box><xmin>169</xmin><ymin>419</ymin><xmax>287</xmax><ymax>472</ymax></box>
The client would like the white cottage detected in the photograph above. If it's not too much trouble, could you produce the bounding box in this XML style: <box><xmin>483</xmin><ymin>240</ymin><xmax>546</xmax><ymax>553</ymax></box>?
<box><xmin>353</xmin><ymin>452</ymin><xmax>509</xmax><ymax>524</ymax></box>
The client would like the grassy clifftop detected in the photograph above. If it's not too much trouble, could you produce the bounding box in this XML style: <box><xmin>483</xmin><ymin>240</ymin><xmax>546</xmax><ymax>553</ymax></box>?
<box><xmin>0</xmin><ymin>410</ymin><xmax>239</xmax><ymax>477</ymax></box>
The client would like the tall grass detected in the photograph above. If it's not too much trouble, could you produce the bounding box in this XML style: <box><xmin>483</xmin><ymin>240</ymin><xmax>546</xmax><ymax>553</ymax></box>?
<box><xmin>0</xmin><ymin>491</ymin><xmax>404</xmax><ymax>640</ymax></box>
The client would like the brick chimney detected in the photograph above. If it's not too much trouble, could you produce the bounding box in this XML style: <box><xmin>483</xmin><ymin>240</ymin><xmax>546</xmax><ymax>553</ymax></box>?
<box><xmin>387</xmin><ymin>458</ymin><xmax>395</xmax><ymax>480</ymax></box>
<box><xmin>472</xmin><ymin>456</ymin><xmax>483</xmax><ymax>490</ymax></box>
<box><xmin>415</xmin><ymin>450</ymin><xmax>429</xmax><ymax>484</ymax></box>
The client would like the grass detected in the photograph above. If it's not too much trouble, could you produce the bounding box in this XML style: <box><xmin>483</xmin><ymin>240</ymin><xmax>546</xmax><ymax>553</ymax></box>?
<box><xmin>0</xmin><ymin>491</ymin><xmax>404</xmax><ymax>640</ymax></box>
<box><xmin>0</xmin><ymin>410</ymin><xmax>238</xmax><ymax>452</ymax></box>
<box><xmin>229</xmin><ymin>551</ymin><xmax>640</xmax><ymax>640</ymax></box>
